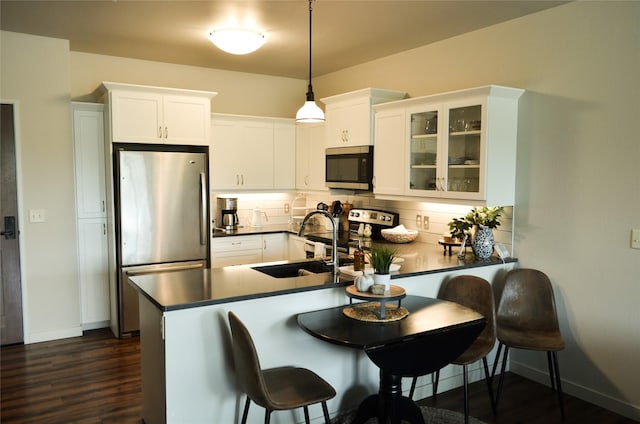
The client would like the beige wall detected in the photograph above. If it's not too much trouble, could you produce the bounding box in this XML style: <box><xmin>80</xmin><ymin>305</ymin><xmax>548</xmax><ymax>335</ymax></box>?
<box><xmin>1</xmin><ymin>31</ymin><xmax>306</xmax><ymax>344</ymax></box>
<box><xmin>1</xmin><ymin>31</ymin><xmax>81</xmax><ymax>342</ymax></box>
<box><xmin>1</xmin><ymin>0</ymin><xmax>638</xmax><ymax>418</ymax></box>
<box><xmin>70</xmin><ymin>52</ymin><xmax>306</xmax><ymax>118</ymax></box>
<box><xmin>315</xmin><ymin>2</ymin><xmax>640</xmax><ymax>419</ymax></box>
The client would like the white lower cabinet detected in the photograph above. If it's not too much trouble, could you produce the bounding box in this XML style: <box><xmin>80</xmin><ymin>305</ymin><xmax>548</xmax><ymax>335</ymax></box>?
<box><xmin>211</xmin><ymin>235</ymin><xmax>263</xmax><ymax>267</ymax></box>
<box><xmin>287</xmin><ymin>234</ymin><xmax>308</xmax><ymax>261</ymax></box>
<box><xmin>211</xmin><ymin>233</ymin><xmax>291</xmax><ymax>267</ymax></box>
<box><xmin>262</xmin><ymin>233</ymin><xmax>287</xmax><ymax>262</ymax></box>
<box><xmin>77</xmin><ymin>218</ymin><xmax>110</xmax><ymax>327</ymax></box>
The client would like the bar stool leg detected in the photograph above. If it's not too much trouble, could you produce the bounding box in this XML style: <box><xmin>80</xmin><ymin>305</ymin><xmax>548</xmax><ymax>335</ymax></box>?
<box><xmin>552</xmin><ymin>351</ymin><xmax>566</xmax><ymax>421</ymax></box>
<box><xmin>241</xmin><ymin>397</ymin><xmax>251</xmax><ymax>424</ymax></box>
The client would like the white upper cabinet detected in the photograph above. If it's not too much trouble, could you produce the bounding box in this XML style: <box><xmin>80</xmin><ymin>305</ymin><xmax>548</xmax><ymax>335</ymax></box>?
<box><xmin>322</xmin><ymin>88</ymin><xmax>407</xmax><ymax>148</ymax></box>
<box><xmin>273</xmin><ymin>122</ymin><xmax>296</xmax><ymax>190</ymax></box>
<box><xmin>102</xmin><ymin>82</ymin><xmax>217</xmax><ymax>145</ymax></box>
<box><xmin>73</xmin><ymin>103</ymin><xmax>106</xmax><ymax>218</ymax></box>
<box><xmin>210</xmin><ymin>114</ymin><xmax>295</xmax><ymax>191</ymax></box>
<box><xmin>374</xmin><ymin>85</ymin><xmax>524</xmax><ymax>205</ymax></box>
<box><xmin>296</xmin><ymin>123</ymin><xmax>328</xmax><ymax>191</ymax></box>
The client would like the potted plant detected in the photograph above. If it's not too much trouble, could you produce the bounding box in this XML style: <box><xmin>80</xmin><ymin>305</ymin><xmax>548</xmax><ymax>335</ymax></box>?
<box><xmin>448</xmin><ymin>206</ymin><xmax>504</xmax><ymax>259</ymax></box>
<box><xmin>367</xmin><ymin>246</ymin><xmax>398</xmax><ymax>294</ymax></box>
<box><xmin>447</xmin><ymin>217</ymin><xmax>472</xmax><ymax>242</ymax></box>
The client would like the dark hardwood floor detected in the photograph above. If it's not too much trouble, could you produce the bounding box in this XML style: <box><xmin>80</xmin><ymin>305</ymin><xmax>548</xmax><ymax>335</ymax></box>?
<box><xmin>1</xmin><ymin>328</ymin><xmax>635</xmax><ymax>423</ymax></box>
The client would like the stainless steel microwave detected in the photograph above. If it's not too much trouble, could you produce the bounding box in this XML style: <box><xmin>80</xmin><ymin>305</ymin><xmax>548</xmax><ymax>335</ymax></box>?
<box><xmin>325</xmin><ymin>146</ymin><xmax>374</xmax><ymax>191</ymax></box>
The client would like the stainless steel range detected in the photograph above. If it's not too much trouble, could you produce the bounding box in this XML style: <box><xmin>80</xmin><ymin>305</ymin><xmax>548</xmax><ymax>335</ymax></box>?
<box><xmin>304</xmin><ymin>208</ymin><xmax>399</xmax><ymax>253</ymax></box>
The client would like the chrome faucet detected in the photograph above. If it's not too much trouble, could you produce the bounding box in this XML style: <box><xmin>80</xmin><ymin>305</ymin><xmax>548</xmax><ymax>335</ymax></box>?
<box><xmin>298</xmin><ymin>210</ymin><xmax>340</xmax><ymax>283</ymax></box>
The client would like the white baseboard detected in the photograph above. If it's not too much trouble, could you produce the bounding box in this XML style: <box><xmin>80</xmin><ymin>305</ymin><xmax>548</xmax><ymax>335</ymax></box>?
<box><xmin>511</xmin><ymin>360</ymin><xmax>640</xmax><ymax>421</ymax></box>
<box><xmin>82</xmin><ymin>320</ymin><xmax>110</xmax><ymax>331</ymax></box>
<box><xmin>26</xmin><ymin>326</ymin><xmax>83</xmax><ymax>344</ymax></box>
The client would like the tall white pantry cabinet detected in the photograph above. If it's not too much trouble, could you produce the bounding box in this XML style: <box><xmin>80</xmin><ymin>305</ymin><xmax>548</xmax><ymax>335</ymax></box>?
<box><xmin>72</xmin><ymin>102</ymin><xmax>110</xmax><ymax>329</ymax></box>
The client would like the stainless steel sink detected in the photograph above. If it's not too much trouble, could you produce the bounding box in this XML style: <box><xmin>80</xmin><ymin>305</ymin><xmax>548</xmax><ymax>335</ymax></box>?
<box><xmin>251</xmin><ymin>260</ymin><xmax>333</xmax><ymax>278</ymax></box>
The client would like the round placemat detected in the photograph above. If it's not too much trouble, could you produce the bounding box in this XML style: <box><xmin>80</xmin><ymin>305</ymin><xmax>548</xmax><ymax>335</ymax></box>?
<box><xmin>343</xmin><ymin>302</ymin><xmax>409</xmax><ymax>322</ymax></box>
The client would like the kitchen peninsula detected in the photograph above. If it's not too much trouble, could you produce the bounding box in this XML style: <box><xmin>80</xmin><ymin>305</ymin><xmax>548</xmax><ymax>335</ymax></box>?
<box><xmin>129</xmin><ymin>240</ymin><xmax>516</xmax><ymax>424</ymax></box>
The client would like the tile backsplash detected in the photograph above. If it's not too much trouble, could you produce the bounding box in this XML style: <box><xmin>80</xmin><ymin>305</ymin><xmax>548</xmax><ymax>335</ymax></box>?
<box><xmin>211</xmin><ymin>191</ymin><xmax>513</xmax><ymax>253</ymax></box>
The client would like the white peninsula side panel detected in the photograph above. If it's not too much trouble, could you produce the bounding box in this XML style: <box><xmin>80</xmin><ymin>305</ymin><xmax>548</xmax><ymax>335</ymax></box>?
<box><xmin>141</xmin><ymin>262</ymin><xmax>515</xmax><ymax>423</ymax></box>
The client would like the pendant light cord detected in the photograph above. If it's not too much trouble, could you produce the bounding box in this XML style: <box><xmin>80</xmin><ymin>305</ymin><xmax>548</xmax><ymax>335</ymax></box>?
<box><xmin>306</xmin><ymin>0</ymin><xmax>315</xmax><ymax>101</ymax></box>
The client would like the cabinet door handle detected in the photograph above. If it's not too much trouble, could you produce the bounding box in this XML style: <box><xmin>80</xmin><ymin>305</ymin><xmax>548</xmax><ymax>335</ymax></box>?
<box><xmin>158</xmin><ymin>126</ymin><xmax>163</xmax><ymax>138</ymax></box>
<box><xmin>164</xmin><ymin>126</ymin><xmax>168</xmax><ymax>138</ymax></box>
<box><xmin>241</xmin><ymin>174</ymin><xmax>244</xmax><ymax>185</ymax></box>
<box><xmin>236</xmin><ymin>174</ymin><xmax>240</xmax><ymax>185</ymax></box>
<box><xmin>439</xmin><ymin>177</ymin><xmax>446</xmax><ymax>191</ymax></box>
<box><xmin>102</xmin><ymin>200</ymin><xmax>105</xmax><ymax>213</ymax></box>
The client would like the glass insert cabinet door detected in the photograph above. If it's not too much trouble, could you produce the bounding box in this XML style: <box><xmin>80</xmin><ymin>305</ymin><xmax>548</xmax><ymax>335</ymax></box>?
<box><xmin>409</xmin><ymin>110</ymin><xmax>439</xmax><ymax>192</ymax></box>
<box><xmin>446</xmin><ymin>104</ymin><xmax>482</xmax><ymax>194</ymax></box>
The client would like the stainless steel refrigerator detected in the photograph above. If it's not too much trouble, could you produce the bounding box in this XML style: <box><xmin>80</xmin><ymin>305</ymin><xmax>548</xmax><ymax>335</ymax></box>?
<box><xmin>114</xmin><ymin>144</ymin><xmax>209</xmax><ymax>336</ymax></box>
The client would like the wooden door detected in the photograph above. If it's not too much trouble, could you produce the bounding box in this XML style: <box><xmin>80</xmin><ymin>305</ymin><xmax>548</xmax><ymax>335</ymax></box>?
<box><xmin>1</xmin><ymin>103</ymin><xmax>24</xmax><ymax>345</ymax></box>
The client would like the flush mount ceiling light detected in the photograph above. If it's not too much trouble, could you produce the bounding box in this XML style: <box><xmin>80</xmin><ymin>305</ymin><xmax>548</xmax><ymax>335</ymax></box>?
<box><xmin>208</xmin><ymin>28</ymin><xmax>266</xmax><ymax>55</ymax></box>
<box><xmin>296</xmin><ymin>0</ymin><xmax>324</xmax><ymax>123</ymax></box>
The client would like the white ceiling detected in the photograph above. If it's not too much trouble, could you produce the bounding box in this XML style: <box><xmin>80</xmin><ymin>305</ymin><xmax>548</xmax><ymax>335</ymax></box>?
<box><xmin>0</xmin><ymin>0</ymin><xmax>567</xmax><ymax>79</ymax></box>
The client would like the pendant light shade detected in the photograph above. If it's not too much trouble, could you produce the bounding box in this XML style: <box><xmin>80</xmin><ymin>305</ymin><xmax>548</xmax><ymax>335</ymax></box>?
<box><xmin>209</xmin><ymin>29</ymin><xmax>266</xmax><ymax>55</ymax></box>
<box><xmin>296</xmin><ymin>0</ymin><xmax>324</xmax><ymax>123</ymax></box>
<box><xmin>296</xmin><ymin>99</ymin><xmax>325</xmax><ymax>123</ymax></box>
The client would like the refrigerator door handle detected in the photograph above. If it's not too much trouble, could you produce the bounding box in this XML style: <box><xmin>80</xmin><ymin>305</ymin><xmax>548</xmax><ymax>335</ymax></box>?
<box><xmin>125</xmin><ymin>262</ymin><xmax>204</xmax><ymax>277</ymax></box>
<box><xmin>199</xmin><ymin>172</ymin><xmax>207</xmax><ymax>245</ymax></box>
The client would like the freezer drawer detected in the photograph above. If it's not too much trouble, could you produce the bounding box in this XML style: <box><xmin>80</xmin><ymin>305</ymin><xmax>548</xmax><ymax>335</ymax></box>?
<box><xmin>119</xmin><ymin>261</ymin><xmax>205</xmax><ymax>336</ymax></box>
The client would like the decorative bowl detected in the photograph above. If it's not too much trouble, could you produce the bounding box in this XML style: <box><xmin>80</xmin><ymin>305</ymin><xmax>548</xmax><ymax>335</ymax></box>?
<box><xmin>381</xmin><ymin>229</ymin><xmax>418</xmax><ymax>243</ymax></box>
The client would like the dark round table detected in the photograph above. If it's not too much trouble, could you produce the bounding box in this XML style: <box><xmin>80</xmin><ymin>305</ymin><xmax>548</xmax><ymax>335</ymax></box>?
<box><xmin>297</xmin><ymin>295</ymin><xmax>485</xmax><ymax>424</ymax></box>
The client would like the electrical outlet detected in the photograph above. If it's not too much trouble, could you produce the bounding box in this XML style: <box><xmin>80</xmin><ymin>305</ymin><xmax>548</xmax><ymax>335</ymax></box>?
<box><xmin>284</xmin><ymin>203</ymin><xmax>290</xmax><ymax>214</ymax></box>
<box><xmin>415</xmin><ymin>214</ymin><xmax>422</xmax><ymax>228</ymax></box>
<box><xmin>632</xmin><ymin>228</ymin><xmax>640</xmax><ymax>249</ymax></box>
<box><xmin>423</xmin><ymin>215</ymin><xmax>429</xmax><ymax>230</ymax></box>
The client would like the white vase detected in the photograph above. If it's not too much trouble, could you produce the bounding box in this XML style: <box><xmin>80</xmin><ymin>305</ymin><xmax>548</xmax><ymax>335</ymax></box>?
<box><xmin>373</xmin><ymin>273</ymin><xmax>391</xmax><ymax>294</ymax></box>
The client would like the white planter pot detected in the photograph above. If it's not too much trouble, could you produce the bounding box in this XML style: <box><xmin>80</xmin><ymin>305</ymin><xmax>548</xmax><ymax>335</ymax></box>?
<box><xmin>373</xmin><ymin>273</ymin><xmax>391</xmax><ymax>294</ymax></box>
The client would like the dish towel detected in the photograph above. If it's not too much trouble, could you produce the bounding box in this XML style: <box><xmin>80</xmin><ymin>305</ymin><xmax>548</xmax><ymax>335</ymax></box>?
<box><xmin>313</xmin><ymin>242</ymin><xmax>325</xmax><ymax>258</ymax></box>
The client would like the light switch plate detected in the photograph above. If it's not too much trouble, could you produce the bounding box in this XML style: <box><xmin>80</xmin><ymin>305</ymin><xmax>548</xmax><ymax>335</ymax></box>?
<box><xmin>29</xmin><ymin>209</ymin><xmax>46</xmax><ymax>223</ymax></box>
<box><xmin>632</xmin><ymin>229</ymin><xmax>640</xmax><ymax>249</ymax></box>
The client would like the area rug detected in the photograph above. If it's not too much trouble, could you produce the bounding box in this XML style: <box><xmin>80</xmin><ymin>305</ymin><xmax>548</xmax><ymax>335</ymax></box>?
<box><xmin>332</xmin><ymin>406</ymin><xmax>486</xmax><ymax>424</ymax></box>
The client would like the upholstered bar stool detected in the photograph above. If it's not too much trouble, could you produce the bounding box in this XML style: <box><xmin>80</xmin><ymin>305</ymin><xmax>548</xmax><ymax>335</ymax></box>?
<box><xmin>228</xmin><ymin>312</ymin><xmax>336</xmax><ymax>424</ymax></box>
<box><xmin>492</xmin><ymin>268</ymin><xmax>566</xmax><ymax>420</ymax></box>
<box><xmin>409</xmin><ymin>275</ymin><xmax>496</xmax><ymax>424</ymax></box>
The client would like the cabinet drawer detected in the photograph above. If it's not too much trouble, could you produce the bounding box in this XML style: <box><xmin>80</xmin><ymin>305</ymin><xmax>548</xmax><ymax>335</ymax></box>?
<box><xmin>212</xmin><ymin>235</ymin><xmax>262</xmax><ymax>253</ymax></box>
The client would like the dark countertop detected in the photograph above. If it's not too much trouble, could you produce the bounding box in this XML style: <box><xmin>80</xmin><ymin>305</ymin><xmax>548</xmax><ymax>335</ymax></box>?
<box><xmin>129</xmin><ymin>231</ymin><xmax>516</xmax><ymax>312</ymax></box>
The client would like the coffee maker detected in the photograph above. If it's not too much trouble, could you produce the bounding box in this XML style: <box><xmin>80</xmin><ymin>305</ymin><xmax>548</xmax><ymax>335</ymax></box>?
<box><xmin>217</xmin><ymin>197</ymin><xmax>239</xmax><ymax>231</ymax></box>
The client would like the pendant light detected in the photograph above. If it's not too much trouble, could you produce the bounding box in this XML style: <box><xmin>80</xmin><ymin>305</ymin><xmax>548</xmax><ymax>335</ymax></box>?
<box><xmin>296</xmin><ymin>0</ymin><xmax>325</xmax><ymax>123</ymax></box>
